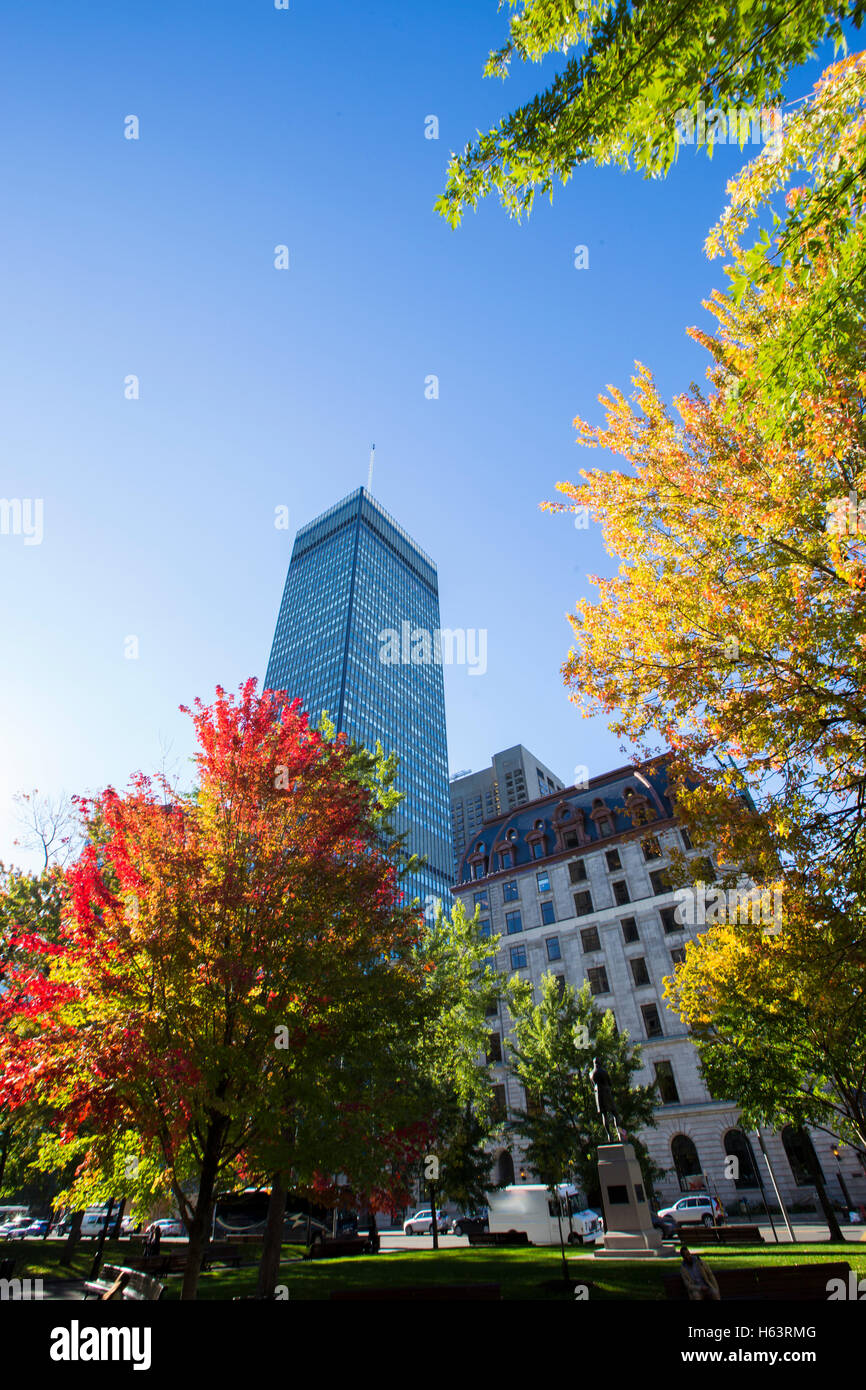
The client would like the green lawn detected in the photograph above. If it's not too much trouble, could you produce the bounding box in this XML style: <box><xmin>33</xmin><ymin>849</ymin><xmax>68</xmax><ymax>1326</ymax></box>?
<box><xmin>12</xmin><ymin>1237</ymin><xmax>866</xmax><ymax>1300</ymax></box>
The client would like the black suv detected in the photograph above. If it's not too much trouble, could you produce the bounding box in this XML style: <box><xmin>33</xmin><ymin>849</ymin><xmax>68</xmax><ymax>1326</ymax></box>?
<box><xmin>450</xmin><ymin>1212</ymin><xmax>489</xmax><ymax>1236</ymax></box>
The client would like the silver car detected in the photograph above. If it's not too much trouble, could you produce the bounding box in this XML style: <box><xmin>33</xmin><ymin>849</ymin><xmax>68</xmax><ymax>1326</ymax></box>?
<box><xmin>403</xmin><ymin>1209</ymin><xmax>448</xmax><ymax>1236</ymax></box>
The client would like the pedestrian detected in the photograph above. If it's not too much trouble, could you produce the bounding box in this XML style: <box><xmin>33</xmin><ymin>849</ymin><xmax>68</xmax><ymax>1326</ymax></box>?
<box><xmin>680</xmin><ymin>1243</ymin><xmax>720</xmax><ymax>1301</ymax></box>
<box><xmin>367</xmin><ymin>1213</ymin><xmax>380</xmax><ymax>1255</ymax></box>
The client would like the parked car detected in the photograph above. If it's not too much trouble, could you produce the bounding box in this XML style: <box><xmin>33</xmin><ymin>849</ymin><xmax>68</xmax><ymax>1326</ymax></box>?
<box><xmin>146</xmin><ymin>1218</ymin><xmax>185</xmax><ymax>1238</ymax></box>
<box><xmin>0</xmin><ymin>1217</ymin><xmax>33</xmax><ymax>1240</ymax></box>
<box><xmin>656</xmin><ymin>1194</ymin><xmax>725</xmax><ymax>1229</ymax></box>
<box><xmin>449</xmin><ymin>1211</ymin><xmax>489</xmax><ymax>1237</ymax></box>
<box><xmin>403</xmin><ymin>1209</ymin><xmax>449</xmax><ymax>1236</ymax></box>
<box><xmin>20</xmin><ymin>1220</ymin><xmax>50</xmax><ymax>1240</ymax></box>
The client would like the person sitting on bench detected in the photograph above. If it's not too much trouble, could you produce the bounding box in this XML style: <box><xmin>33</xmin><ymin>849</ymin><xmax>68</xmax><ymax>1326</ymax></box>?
<box><xmin>680</xmin><ymin>1243</ymin><xmax>720</xmax><ymax>1301</ymax></box>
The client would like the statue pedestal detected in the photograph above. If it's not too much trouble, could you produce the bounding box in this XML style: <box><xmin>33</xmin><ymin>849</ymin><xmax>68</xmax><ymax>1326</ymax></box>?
<box><xmin>593</xmin><ymin>1142</ymin><xmax>666</xmax><ymax>1259</ymax></box>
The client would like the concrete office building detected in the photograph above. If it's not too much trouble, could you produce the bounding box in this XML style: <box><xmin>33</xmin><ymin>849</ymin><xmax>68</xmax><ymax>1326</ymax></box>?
<box><xmin>449</xmin><ymin>746</ymin><xmax>565</xmax><ymax>874</ymax></box>
<box><xmin>452</xmin><ymin>758</ymin><xmax>865</xmax><ymax>1215</ymax></box>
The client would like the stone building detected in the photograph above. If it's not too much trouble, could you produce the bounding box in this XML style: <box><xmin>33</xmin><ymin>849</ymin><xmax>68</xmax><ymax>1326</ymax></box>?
<box><xmin>451</xmin><ymin>757</ymin><xmax>865</xmax><ymax>1217</ymax></box>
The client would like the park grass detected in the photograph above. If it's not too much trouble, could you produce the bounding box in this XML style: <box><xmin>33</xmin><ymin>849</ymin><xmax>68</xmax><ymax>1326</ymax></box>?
<box><xmin>14</xmin><ymin>1236</ymin><xmax>866</xmax><ymax>1300</ymax></box>
<box><xmin>164</xmin><ymin>1239</ymin><xmax>866</xmax><ymax>1302</ymax></box>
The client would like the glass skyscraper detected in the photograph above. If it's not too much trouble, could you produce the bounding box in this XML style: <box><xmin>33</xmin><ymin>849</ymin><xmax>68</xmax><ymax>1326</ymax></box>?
<box><xmin>264</xmin><ymin>486</ymin><xmax>453</xmax><ymax>912</ymax></box>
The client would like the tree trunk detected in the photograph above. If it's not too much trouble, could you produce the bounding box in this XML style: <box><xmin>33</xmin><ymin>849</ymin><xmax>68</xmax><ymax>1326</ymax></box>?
<box><xmin>180</xmin><ymin>1125</ymin><xmax>225</xmax><ymax>1301</ymax></box>
<box><xmin>257</xmin><ymin>1173</ymin><xmax>288</xmax><ymax>1299</ymax></box>
<box><xmin>112</xmin><ymin>1197</ymin><xmax>126</xmax><ymax>1241</ymax></box>
<box><xmin>89</xmin><ymin>1197</ymin><xmax>114</xmax><ymax>1280</ymax></box>
<box><xmin>813</xmin><ymin>1171</ymin><xmax>845</xmax><ymax>1242</ymax></box>
<box><xmin>430</xmin><ymin>1182</ymin><xmax>439</xmax><ymax>1251</ymax></box>
<box><xmin>60</xmin><ymin>1210</ymin><xmax>83</xmax><ymax>1265</ymax></box>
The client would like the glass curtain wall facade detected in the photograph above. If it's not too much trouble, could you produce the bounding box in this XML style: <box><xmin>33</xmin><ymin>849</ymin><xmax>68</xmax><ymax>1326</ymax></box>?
<box><xmin>264</xmin><ymin>487</ymin><xmax>452</xmax><ymax>912</ymax></box>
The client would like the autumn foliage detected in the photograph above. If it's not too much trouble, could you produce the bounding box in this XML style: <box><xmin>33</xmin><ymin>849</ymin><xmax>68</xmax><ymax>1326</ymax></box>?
<box><xmin>0</xmin><ymin>681</ymin><xmax>428</xmax><ymax>1297</ymax></box>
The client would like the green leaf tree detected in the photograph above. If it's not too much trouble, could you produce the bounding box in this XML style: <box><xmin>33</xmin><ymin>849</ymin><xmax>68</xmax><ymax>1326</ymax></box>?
<box><xmin>437</xmin><ymin>0</ymin><xmax>865</xmax><ymax>225</ymax></box>
<box><xmin>505</xmin><ymin>974</ymin><xmax>664</xmax><ymax>1209</ymax></box>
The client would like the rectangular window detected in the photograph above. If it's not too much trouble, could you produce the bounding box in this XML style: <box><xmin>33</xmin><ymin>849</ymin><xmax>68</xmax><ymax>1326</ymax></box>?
<box><xmin>491</xmin><ymin>1084</ymin><xmax>507</xmax><ymax>1123</ymax></box>
<box><xmin>473</xmin><ymin>891</ymin><xmax>488</xmax><ymax>911</ymax></box>
<box><xmin>478</xmin><ymin>918</ymin><xmax>491</xmax><ymax>938</ymax></box>
<box><xmin>621</xmin><ymin>917</ymin><xmax>639</xmax><ymax>944</ymax></box>
<box><xmin>660</xmin><ymin>907</ymin><xmax>680</xmax><ymax>935</ymax></box>
<box><xmin>573</xmin><ymin>890</ymin><xmax>594</xmax><ymax>917</ymax></box>
<box><xmin>503</xmin><ymin>881</ymin><xmax>519</xmax><ymax>903</ymax></box>
<box><xmin>525</xmin><ymin>1088</ymin><xmax>544</xmax><ymax>1118</ymax></box>
<box><xmin>536</xmin><ymin>870</ymin><xmax>551</xmax><ymax>893</ymax></box>
<box><xmin>563</xmin><ymin>831</ymin><xmax>579</xmax><ymax>849</ymax></box>
<box><xmin>692</xmin><ymin>856</ymin><xmax>715</xmax><ymax>883</ymax></box>
<box><xmin>670</xmin><ymin>947</ymin><xmax>686</xmax><ymax>965</ymax></box>
<box><xmin>680</xmin><ymin>829</ymin><xmax>693</xmax><ymax>851</ymax></box>
<box><xmin>580</xmin><ymin>926</ymin><xmax>601</xmax><ymax>953</ymax></box>
<box><xmin>569</xmin><ymin>860</ymin><xmax>587</xmax><ymax>883</ymax></box>
<box><xmin>510</xmin><ymin>945</ymin><xmax>527</xmax><ymax>970</ymax></box>
<box><xmin>650</xmin><ymin>869</ymin><xmax>672</xmax><ymax>896</ymax></box>
<box><xmin>641</xmin><ymin>1003</ymin><xmax>663</xmax><ymax>1038</ymax></box>
<box><xmin>641</xmin><ymin>836</ymin><xmax>661</xmax><ymax>861</ymax></box>
<box><xmin>487</xmin><ymin>1032</ymin><xmax>502</xmax><ymax>1064</ymax></box>
<box><xmin>505</xmin><ymin>910</ymin><xmax>523</xmax><ymax>935</ymax></box>
<box><xmin>546</xmin><ymin>936</ymin><xmax>561</xmax><ymax>962</ymax></box>
<box><xmin>540</xmin><ymin>900</ymin><xmax>556</xmax><ymax>926</ymax></box>
<box><xmin>500</xmin><ymin>850</ymin><xmax>514</xmax><ymax>870</ymax></box>
<box><xmin>654</xmin><ymin>1060</ymin><xmax>680</xmax><ymax>1104</ymax></box>
<box><xmin>612</xmin><ymin>880</ymin><xmax>631</xmax><ymax>906</ymax></box>
<box><xmin>553</xmin><ymin>975</ymin><xmax>566</xmax><ymax>1000</ymax></box>
<box><xmin>605</xmin><ymin>849</ymin><xmax>622</xmax><ymax>871</ymax></box>
<box><xmin>630</xmin><ymin>956</ymin><xmax>650</xmax><ymax>987</ymax></box>
<box><xmin>587</xmin><ymin>965</ymin><xmax>610</xmax><ymax>995</ymax></box>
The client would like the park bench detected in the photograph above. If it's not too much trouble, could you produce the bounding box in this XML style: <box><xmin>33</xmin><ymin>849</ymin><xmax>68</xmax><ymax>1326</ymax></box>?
<box><xmin>697</xmin><ymin>1225</ymin><xmax>764</xmax><ymax>1245</ymax></box>
<box><xmin>331</xmin><ymin>1282</ymin><xmax>502</xmax><ymax>1300</ymax></box>
<box><xmin>83</xmin><ymin>1264</ymin><xmax>164</xmax><ymax>1302</ymax></box>
<box><xmin>467</xmin><ymin>1230</ymin><xmax>530</xmax><ymax>1247</ymax></box>
<box><xmin>664</xmin><ymin>1260</ymin><xmax>852</xmax><ymax>1301</ymax></box>
<box><xmin>304</xmin><ymin>1234</ymin><xmax>373</xmax><ymax>1260</ymax></box>
<box><xmin>129</xmin><ymin>1242</ymin><xmax>245</xmax><ymax>1276</ymax></box>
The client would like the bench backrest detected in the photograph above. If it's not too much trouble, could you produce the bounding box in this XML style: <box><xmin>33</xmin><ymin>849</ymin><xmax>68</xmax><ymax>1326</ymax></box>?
<box><xmin>100</xmin><ymin>1264</ymin><xmax>163</xmax><ymax>1301</ymax></box>
<box><xmin>665</xmin><ymin>1261</ymin><xmax>851</xmax><ymax>1300</ymax></box>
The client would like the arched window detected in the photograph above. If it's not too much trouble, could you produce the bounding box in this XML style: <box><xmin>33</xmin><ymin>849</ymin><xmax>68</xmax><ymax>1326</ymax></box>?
<box><xmin>495</xmin><ymin>1150</ymin><xmax>515</xmax><ymax>1186</ymax></box>
<box><xmin>782</xmin><ymin>1126</ymin><xmax>824</xmax><ymax>1186</ymax></box>
<box><xmin>671</xmin><ymin>1134</ymin><xmax>702</xmax><ymax>1191</ymax></box>
<box><xmin>723</xmin><ymin>1129</ymin><xmax>760</xmax><ymax>1189</ymax></box>
<box><xmin>590</xmin><ymin>798</ymin><xmax>614</xmax><ymax>837</ymax></box>
<box><xmin>623</xmin><ymin>786</ymin><xmax>655</xmax><ymax>826</ymax></box>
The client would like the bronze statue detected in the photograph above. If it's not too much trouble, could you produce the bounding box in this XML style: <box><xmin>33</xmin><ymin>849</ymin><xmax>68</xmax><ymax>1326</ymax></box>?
<box><xmin>590</xmin><ymin>1057</ymin><xmax>621</xmax><ymax>1142</ymax></box>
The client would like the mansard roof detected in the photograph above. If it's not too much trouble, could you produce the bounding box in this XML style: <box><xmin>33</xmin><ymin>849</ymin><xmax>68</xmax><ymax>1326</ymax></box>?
<box><xmin>454</xmin><ymin>757</ymin><xmax>675</xmax><ymax>887</ymax></box>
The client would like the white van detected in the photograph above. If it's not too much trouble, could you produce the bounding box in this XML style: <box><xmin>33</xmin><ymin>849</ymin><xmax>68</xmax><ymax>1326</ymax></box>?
<box><xmin>81</xmin><ymin>1206</ymin><xmax>113</xmax><ymax>1237</ymax></box>
<box><xmin>487</xmin><ymin>1184</ymin><xmax>603</xmax><ymax>1246</ymax></box>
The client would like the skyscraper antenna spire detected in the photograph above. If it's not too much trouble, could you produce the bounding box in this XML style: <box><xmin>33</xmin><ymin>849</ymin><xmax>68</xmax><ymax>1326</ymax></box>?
<box><xmin>367</xmin><ymin>443</ymin><xmax>375</xmax><ymax>493</ymax></box>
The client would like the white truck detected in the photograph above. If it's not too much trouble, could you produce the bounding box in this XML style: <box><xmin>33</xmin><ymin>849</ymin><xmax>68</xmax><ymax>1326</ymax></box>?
<box><xmin>487</xmin><ymin>1183</ymin><xmax>603</xmax><ymax>1246</ymax></box>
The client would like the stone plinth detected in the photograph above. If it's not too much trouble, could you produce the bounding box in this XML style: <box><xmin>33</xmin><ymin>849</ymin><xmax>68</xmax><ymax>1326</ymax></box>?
<box><xmin>594</xmin><ymin>1141</ymin><xmax>666</xmax><ymax>1259</ymax></box>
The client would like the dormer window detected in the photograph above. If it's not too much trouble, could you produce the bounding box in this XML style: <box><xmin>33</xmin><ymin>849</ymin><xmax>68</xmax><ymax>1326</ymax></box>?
<box><xmin>590</xmin><ymin>798</ymin><xmax>614</xmax><ymax>838</ymax></box>
<box><xmin>623</xmin><ymin>787</ymin><xmax>655</xmax><ymax>826</ymax></box>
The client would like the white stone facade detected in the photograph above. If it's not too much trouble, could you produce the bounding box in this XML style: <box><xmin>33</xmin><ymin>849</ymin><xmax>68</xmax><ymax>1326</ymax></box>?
<box><xmin>453</xmin><ymin>771</ymin><xmax>866</xmax><ymax>1217</ymax></box>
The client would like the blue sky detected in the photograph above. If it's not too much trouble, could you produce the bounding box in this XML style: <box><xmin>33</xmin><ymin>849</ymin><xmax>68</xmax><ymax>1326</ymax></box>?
<box><xmin>0</xmin><ymin>1</ymin><xmax>834</xmax><ymax>868</ymax></box>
